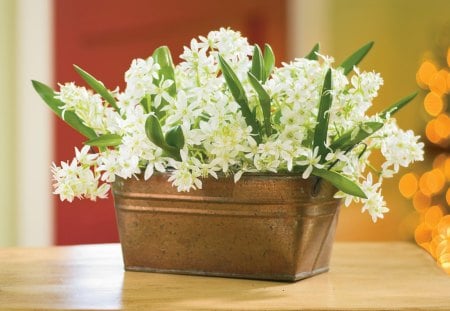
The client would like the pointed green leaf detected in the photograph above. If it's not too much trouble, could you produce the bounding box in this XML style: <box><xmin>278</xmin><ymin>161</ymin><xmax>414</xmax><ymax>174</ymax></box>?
<box><xmin>218</xmin><ymin>55</ymin><xmax>248</xmax><ymax>104</ymax></box>
<box><xmin>380</xmin><ymin>91</ymin><xmax>418</xmax><ymax>119</ymax></box>
<box><xmin>339</xmin><ymin>41</ymin><xmax>374</xmax><ymax>75</ymax></box>
<box><xmin>140</xmin><ymin>96</ymin><xmax>150</xmax><ymax>114</ymax></box>
<box><xmin>145</xmin><ymin>115</ymin><xmax>166</xmax><ymax>149</ymax></box>
<box><xmin>32</xmin><ymin>80</ymin><xmax>97</xmax><ymax>139</ymax></box>
<box><xmin>73</xmin><ymin>65</ymin><xmax>118</xmax><ymax>111</ymax></box>
<box><xmin>330</xmin><ymin>122</ymin><xmax>383</xmax><ymax>151</ymax></box>
<box><xmin>218</xmin><ymin>55</ymin><xmax>261</xmax><ymax>142</ymax></box>
<box><xmin>263</xmin><ymin>44</ymin><xmax>275</xmax><ymax>81</ymax></box>
<box><xmin>165</xmin><ymin>126</ymin><xmax>185</xmax><ymax>149</ymax></box>
<box><xmin>145</xmin><ymin>115</ymin><xmax>180</xmax><ymax>160</ymax></box>
<box><xmin>32</xmin><ymin>80</ymin><xmax>64</xmax><ymax>117</ymax></box>
<box><xmin>248</xmin><ymin>72</ymin><xmax>271</xmax><ymax>136</ymax></box>
<box><xmin>152</xmin><ymin>46</ymin><xmax>176</xmax><ymax>96</ymax></box>
<box><xmin>305</xmin><ymin>43</ymin><xmax>320</xmax><ymax>60</ymax></box>
<box><xmin>62</xmin><ymin>112</ymin><xmax>98</xmax><ymax>140</ymax></box>
<box><xmin>250</xmin><ymin>44</ymin><xmax>265</xmax><ymax>82</ymax></box>
<box><xmin>313</xmin><ymin>168</ymin><xmax>367</xmax><ymax>198</ymax></box>
<box><xmin>84</xmin><ymin>134</ymin><xmax>122</xmax><ymax>147</ymax></box>
<box><xmin>313</xmin><ymin>69</ymin><xmax>333</xmax><ymax>159</ymax></box>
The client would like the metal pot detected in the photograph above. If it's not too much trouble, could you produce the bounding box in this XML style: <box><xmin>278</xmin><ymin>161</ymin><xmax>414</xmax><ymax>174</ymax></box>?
<box><xmin>112</xmin><ymin>172</ymin><xmax>341</xmax><ymax>281</ymax></box>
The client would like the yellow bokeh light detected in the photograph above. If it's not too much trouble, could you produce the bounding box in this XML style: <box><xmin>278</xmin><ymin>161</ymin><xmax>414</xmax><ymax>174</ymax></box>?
<box><xmin>438</xmin><ymin>253</ymin><xmax>450</xmax><ymax>275</ymax></box>
<box><xmin>424</xmin><ymin>92</ymin><xmax>444</xmax><ymax>116</ymax></box>
<box><xmin>436</xmin><ymin>239</ymin><xmax>450</xmax><ymax>258</ymax></box>
<box><xmin>437</xmin><ymin>215</ymin><xmax>450</xmax><ymax>237</ymax></box>
<box><xmin>399</xmin><ymin>173</ymin><xmax>418</xmax><ymax>198</ymax></box>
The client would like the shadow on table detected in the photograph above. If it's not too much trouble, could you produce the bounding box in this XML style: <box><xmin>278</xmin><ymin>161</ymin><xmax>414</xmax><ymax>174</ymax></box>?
<box><xmin>120</xmin><ymin>270</ymin><xmax>335</xmax><ymax>310</ymax></box>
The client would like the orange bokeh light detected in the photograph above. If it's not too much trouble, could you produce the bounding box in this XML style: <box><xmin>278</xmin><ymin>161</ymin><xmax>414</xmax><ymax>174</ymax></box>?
<box><xmin>426</xmin><ymin>120</ymin><xmax>441</xmax><ymax>144</ymax></box>
<box><xmin>415</xmin><ymin>222</ymin><xmax>433</xmax><ymax>245</ymax></box>
<box><xmin>413</xmin><ymin>52</ymin><xmax>450</xmax><ymax>275</ymax></box>
<box><xmin>413</xmin><ymin>191</ymin><xmax>431</xmax><ymax>212</ymax></box>
<box><xmin>433</xmin><ymin>153</ymin><xmax>447</xmax><ymax>170</ymax></box>
<box><xmin>418</xmin><ymin>170</ymin><xmax>445</xmax><ymax>196</ymax></box>
<box><xmin>416</xmin><ymin>60</ymin><xmax>437</xmax><ymax>89</ymax></box>
<box><xmin>445</xmin><ymin>157</ymin><xmax>450</xmax><ymax>181</ymax></box>
<box><xmin>437</xmin><ymin>215</ymin><xmax>450</xmax><ymax>237</ymax></box>
<box><xmin>399</xmin><ymin>173</ymin><xmax>418</xmax><ymax>198</ymax></box>
<box><xmin>447</xmin><ymin>48</ymin><xmax>450</xmax><ymax>67</ymax></box>
<box><xmin>435</xmin><ymin>113</ymin><xmax>450</xmax><ymax>138</ymax></box>
<box><xmin>429</xmin><ymin>169</ymin><xmax>446</xmax><ymax>194</ymax></box>
<box><xmin>447</xmin><ymin>188</ymin><xmax>450</xmax><ymax>206</ymax></box>
<box><xmin>429</xmin><ymin>70</ymin><xmax>449</xmax><ymax>95</ymax></box>
<box><xmin>424</xmin><ymin>205</ymin><xmax>444</xmax><ymax>228</ymax></box>
<box><xmin>424</xmin><ymin>92</ymin><xmax>444</xmax><ymax>116</ymax></box>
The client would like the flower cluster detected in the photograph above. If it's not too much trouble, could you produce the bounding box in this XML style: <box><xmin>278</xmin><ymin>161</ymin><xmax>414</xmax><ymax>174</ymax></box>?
<box><xmin>35</xmin><ymin>28</ymin><xmax>424</xmax><ymax>222</ymax></box>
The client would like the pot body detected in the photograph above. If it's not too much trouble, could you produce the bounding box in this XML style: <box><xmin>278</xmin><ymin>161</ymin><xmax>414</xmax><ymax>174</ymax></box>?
<box><xmin>112</xmin><ymin>173</ymin><xmax>341</xmax><ymax>281</ymax></box>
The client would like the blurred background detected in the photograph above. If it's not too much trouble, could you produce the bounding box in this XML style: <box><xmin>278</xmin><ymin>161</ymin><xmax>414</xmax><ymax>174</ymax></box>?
<box><xmin>0</xmin><ymin>0</ymin><xmax>449</xmax><ymax>247</ymax></box>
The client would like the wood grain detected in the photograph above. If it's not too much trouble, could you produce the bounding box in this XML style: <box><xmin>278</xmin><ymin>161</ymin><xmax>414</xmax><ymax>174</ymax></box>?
<box><xmin>0</xmin><ymin>242</ymin><xmax>449</xmax><ymax>310</ymax></box>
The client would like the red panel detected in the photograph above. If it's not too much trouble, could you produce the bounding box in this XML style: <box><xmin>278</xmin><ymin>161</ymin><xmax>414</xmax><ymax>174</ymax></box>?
<box><xmin>54</xmin><ymin>0</ymin><xmax>287</xmax><ymax>245</ymax></box>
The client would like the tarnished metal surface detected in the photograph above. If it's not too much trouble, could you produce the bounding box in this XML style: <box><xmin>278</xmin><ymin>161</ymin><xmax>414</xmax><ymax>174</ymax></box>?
<box><xmin>112</xmin><ymin>173</ymin><xmax>341</xmax><ymax>282</ymax></box>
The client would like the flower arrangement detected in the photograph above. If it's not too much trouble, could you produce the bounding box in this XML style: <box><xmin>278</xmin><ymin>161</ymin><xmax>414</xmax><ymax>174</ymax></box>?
<box><xmin>33</xmin><ymin>28</ymin><xmax>424</xmax><ymax>222</ymax></box>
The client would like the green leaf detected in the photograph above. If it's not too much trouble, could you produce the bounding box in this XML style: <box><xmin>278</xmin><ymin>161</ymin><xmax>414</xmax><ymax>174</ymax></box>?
<box><xmin>250</xmin><ymin>45</ymin><xmax>265</xmax><ymax>82</ymax></box>
<box><xmin>152</xmin><ymin>46</ymin><xmax>176</xmax><ymax>96</ymax></box>
<box><xmin>313</xmin><ymin>68</ymin><xmax>333</xmax><ymax>160</ymax></box>
<box><xmin>218</xmin><ymin>55</ymin><xmax>261</xmax><ymax>143</ymax></box>
<box><xmin>165</xmin><ymin>125</ymin><xmax>185</xmax><ymax>149</ymax></box>
<box><xmin>84</xmin><ymin>134</ymin><xmax>122</xmax><ymax>147</ymax></box>
<box><xmin>32</xmin><ymin>80</ymin><xmax>97</xmax><ymax>139</ymax></box>
<box><xmin>339</xmin><ymin>41</ymin><xmax>374</xmax><ymax>75</ymax></box>
<box><xmin>61</xmin><ymin>112</ymin><xmax>98</xmax><ymax>140</ymax></box>
<box><xmin>73</xmin><ymin>65</ymin><xmax>119</xmax><ymax>111</ymax></box>
<box><xmin>145</xmin><ymin>115</ymin><xmax>180</xmax><ymax>160</ymax></box>
<box><xmin>145</xmin><ymin>115</ymin><xmax>167</xmax><ymax>149</ymax></box>
<box><xmin>248</xmin><ymin>72</ymin><xmax>272</xmax><ymax>136</ymax></box>
<box><xmin>330</xmin><ymin>122</ymin><xmax>383</xmax><ymax>151</ymax></box>
<box><xmin>305</xmin><ymin>43</ymin><xmax>320</xmax><ymax>60</ymax></box>
<box><xmin>140</xmin><ymin>96</ymin><xmax>150</xmax><ymax>114</ymax></box>
<box><xmin>313</xmin><ymin>168</ymin><xmax>367</xmax><ymax>199</ymax></box>
<box><xmin>380</xmin><ymin>91</ymin><xmax>418</xmax><ymax>119</ymax></box>
<box><xmin>263</xmin><ymin>44</ymin><xmax>275</xmax><ymax>81</ymax></box>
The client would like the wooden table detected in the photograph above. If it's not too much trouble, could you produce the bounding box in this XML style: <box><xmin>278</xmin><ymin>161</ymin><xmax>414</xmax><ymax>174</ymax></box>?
<box><xmin>0</xmin><ymin>242</ymin><xmax>449</xmax><ymax>310</ymax></box>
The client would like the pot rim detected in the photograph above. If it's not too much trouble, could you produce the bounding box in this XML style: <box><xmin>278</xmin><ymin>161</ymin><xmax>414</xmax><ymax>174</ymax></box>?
<box><xmin>128</xmin><ymin>170</ymin><xmax>316</xmax><ymax>180</ymax></box>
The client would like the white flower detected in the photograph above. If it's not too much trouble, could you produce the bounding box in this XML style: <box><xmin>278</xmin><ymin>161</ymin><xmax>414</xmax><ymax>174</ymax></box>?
<box><xmin>55</xmin><ymin>82</ymin><xmax>109</xmax><ymax>133</ymax></box>
<box><xmin>296</xmin><ymin>147</ymin><xmax>324</xmax><ymax>179</ymax></box>
<box><xmin>51</xmin><ymin>151</ymin><xmax>110</xmax><ymax>202</ymax></box>
<box><xmin>167</xmin><ymin>150</ymin><xmax>202</xmax><ymax>192</ymax></box>
<box><xmin>122</xmin><ymin>57</ymin><xmax>160</xmax><ymax>105</ymax></box>
<box><xmin>149</xmin><ymin>79</ymin><xmax>175</xmax><ymax>108</ymax></box>
<box><xmin>75</xmin><ymin>146</ymin><xmax>97</xmax><ymax>166</ymax></box>
<box><xmin>359</xmin><ymin>174</ymin><xmax>389</xmax><ymax>222</ymax></box>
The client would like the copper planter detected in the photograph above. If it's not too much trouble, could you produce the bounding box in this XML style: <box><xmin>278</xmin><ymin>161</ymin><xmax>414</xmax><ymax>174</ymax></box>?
<box><xmin>112</xmin><ymin>173</ymin><xmax>341</xmax><ymax>282</ymax></box>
